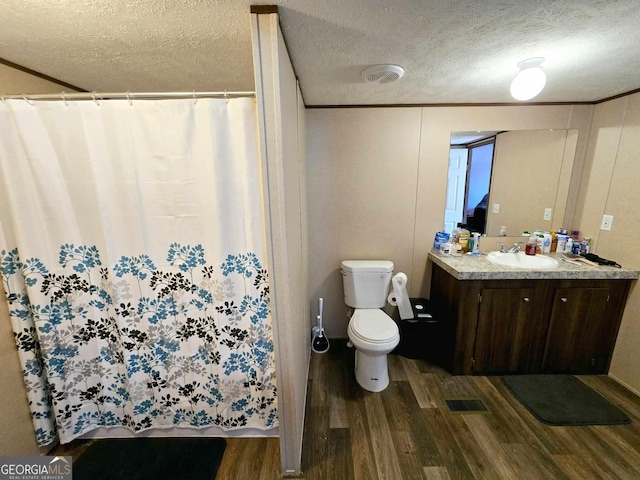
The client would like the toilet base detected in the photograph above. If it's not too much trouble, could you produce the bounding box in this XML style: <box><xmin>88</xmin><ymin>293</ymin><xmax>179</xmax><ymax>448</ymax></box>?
<box><xmin>354</xmin><ymin>349</ymin><xmax>390</xmax><ymax>392</ymax></box>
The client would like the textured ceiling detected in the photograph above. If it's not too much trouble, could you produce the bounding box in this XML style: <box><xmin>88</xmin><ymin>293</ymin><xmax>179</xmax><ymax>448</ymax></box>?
<box><xmin>1</xmin><ymin>1</ymin><xmax>639</xmax><ymax>105</ymax></box>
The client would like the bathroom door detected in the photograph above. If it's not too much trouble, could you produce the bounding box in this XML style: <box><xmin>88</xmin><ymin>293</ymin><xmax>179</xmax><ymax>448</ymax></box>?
<box><xmin>444</xmin><ymin>148</ymin><xmax>468</xmax><ymax>234</ymax></box>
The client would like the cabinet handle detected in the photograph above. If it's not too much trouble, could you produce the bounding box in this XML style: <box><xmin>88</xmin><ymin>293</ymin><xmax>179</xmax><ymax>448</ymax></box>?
<box><xmin>561</xmin><ymin>297</ymin><xmax>568</xmax><ymax>303</ymax></box>
<box><xmin>523</xmin><ymin>297</ymin><xmax>530</xmax><ymax>302</ymax></box>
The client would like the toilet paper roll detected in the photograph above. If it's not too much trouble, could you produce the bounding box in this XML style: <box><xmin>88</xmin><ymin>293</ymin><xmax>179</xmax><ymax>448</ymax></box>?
<box><xmin>387</xmin><ymin>293</ymin><xmax>398</xmax><ymax>306</ymax></box>
<box><xmin>393</xmin><ymin>272</ymin><xmax>408</xmax><ymax>284</ymax></box>
<box><xmin>391</xmin><ymin>272</ymin><xmax>413</xmax><ymax>320</ymax></box>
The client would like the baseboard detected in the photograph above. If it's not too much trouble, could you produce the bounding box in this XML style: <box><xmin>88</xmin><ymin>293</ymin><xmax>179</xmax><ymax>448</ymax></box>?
<box><xmin>608</xmin><ymin>373</ymin><xmax>640</xmax><ymax>397</ymax></box>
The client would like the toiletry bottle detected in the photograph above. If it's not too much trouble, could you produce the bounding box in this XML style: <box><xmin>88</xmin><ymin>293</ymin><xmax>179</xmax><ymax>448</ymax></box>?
<box><xmin>451</xmin><ymin>224</ymin><xmax>461</xmax><ymax>245</ymax></box>
<box><xmin>550</xmin><ymin>231</ymin><xmax>558</xmax><ymax>252</ymax></box>
<box><xmin>536</xmin><ymin>234</ymin><xmax>545</xmax><ymax>255</ymax></box>
<box><xmin>472</xmin><ymin>232</ymin><xmax>480</xmax><ymax>253</ymax></box>
<box><xmin>500</xmin><ymin>226</ymin><xmax>507</xmax><ymax>236</ymax></box>
<box><xmin>572</xmin><ymin>239</ymin><xmax>581</xmax><ymax>255</ymax></box>
<box><xmin>458</xmin><ymin>225</ymin><xmax>470</xmax><ymax>253</ymax></box>
<box><xmin>525</xmin><ymin>234</ymin><xmax>537</xmax><ymax>256</ymax></box>
<box><xmin>557</xmin><ymin>234</ymin><xmax>567</xmax><ymax>253</ymax></box>
<box><xmin>543</xmin><ymin>232</ymin><xmax>552</xmax><ymax>254</ymax></box>
<box><xmin>565</xmin><ymin>237</ymin><xmax>573</xmax><ymax>254</ymax></box>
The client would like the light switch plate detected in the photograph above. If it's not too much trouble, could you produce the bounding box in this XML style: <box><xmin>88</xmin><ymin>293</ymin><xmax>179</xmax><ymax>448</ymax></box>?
<box><xmin>601</xmin><ymin>214</ymin><xmax>614</xmax><ymax>231</ymax></box>
<box><xmin>544</xmin><ymin>208</ymin><xmax>552</xmax><ymax>221</ymax></box>
<box><xmin>492</xmin><ymin>203</ymin><xmax>500</xmax><ymax>214</ymax></box>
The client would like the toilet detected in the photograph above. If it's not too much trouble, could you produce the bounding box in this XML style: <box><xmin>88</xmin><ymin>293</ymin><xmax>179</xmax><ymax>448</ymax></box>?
<box><xmin>341</xmin><ymin>260</ymin><xmax>400</xmax><ymax>392</ymax></box>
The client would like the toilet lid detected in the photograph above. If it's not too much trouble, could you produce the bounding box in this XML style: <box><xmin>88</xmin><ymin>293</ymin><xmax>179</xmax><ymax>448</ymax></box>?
<box><xmin>350</xmin><ymin>309</ymin><xmax>399</xmax><ymax>343</ymax></box>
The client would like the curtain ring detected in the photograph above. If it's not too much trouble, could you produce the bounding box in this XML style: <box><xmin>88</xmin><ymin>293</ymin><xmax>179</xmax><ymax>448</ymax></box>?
<box><xmin>126</xmin><ymin>91</ymin><xmax>133</xmax><ymax>106</ymax></box>
<box><xmin>61</xmin><ymin>91</ymin><xmax>68</xmax><ymax>107</ymax></box>
<box><xmin>224</xmin><ymin>90</ymin><xmax>229</xmax><ymax>105</ymax></box>
<box><xmin>192</xmin><ymin>91</ymin><xmax>198</xmax><ymax>105</ymax></box>
<box><xmin>22</xmin><ymin>95</ymin><xmax>34</xmax><ymax>106</ymax></box>
<box><xmin>91</xmin><ymin>91</ymin><xmax>100</xmax><ymax>106</ymax></box>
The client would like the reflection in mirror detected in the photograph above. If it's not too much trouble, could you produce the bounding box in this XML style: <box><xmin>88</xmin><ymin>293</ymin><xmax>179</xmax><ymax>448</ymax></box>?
<box><xmin>446</xmin><ymin>129</ymin><xmax>578</xmax><ymax>237</ymax></box>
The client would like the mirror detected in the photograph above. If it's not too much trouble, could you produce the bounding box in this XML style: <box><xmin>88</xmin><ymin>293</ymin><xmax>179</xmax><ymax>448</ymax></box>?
<box><xmin>445</xmin><ymin>129</ymin><xmax>578</xmax><ymax>237</ymax></box>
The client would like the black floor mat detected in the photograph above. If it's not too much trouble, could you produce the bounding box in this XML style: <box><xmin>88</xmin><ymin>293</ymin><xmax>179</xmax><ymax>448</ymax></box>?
<box><xmin>503</xmin><ymin>375</ymin><xmax>630</xmax><ymax>426</ymax></box>
<box><xmin>73</xmin><ymin>437</ymin><xmax>226</xmax><ymax>480</ymax></box>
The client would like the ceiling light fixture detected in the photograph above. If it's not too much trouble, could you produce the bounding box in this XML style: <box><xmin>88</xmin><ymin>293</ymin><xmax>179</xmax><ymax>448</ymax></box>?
<box><xmin>510</xmin><ymin>57</ymin><xmax>546</xmax><ymax>101</ymax></box>
<box><xmin>361</xmin><ymin>65</ymin><xmax>405</xmax><ymax>84</ymax></box>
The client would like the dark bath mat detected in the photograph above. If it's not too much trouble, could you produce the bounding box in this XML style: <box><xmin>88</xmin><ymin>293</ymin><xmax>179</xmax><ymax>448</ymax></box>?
<box><xmin>502</xmin><ymin>375</ymin><xmax>630</xmax><ymax>426</ymax></box>
<box><xmin>73</xmin><ymin>437</ymin><xmax>226</xmax><ymax>480</ymax></box>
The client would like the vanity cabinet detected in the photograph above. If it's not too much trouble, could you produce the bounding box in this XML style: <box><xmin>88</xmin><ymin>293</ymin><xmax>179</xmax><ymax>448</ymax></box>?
<box><xmin>429</xmin><ymin>262</ymin><xmax>633</xmax><ymax>375</ymax></box>
<box><xmin>473</xmin><ymin>287</ymin><xmax>539</xmax><ymax>374</ymax></box>
<box><xmin>543</xmin><ymin>287</ymin><xmax>626</xmax><ymax>374</ymax></box>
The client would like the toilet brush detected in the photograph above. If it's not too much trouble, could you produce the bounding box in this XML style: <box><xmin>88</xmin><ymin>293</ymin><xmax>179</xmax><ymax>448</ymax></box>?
<box><xmin>311</xmin><ymin>298</ymin><xmax>330</xmax><ymax>353</ymax></box>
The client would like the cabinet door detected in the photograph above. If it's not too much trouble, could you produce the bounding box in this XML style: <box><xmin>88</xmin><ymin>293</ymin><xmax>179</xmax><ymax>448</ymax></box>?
<box><xmin>473</xmin><ymin>288</ymin><xmax>536</xmax><ymax>374</ymax></box>
<box><xmin>543</xmin><ymin>287</ymin><xmax>610</xmax><ymax>373</ymax></box>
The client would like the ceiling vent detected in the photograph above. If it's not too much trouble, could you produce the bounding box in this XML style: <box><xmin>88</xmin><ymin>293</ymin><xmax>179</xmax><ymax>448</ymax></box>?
<box><xmin>361</xmin><ymin>64</ymin><xmax>405</xmax><ymax>84</ymax></box>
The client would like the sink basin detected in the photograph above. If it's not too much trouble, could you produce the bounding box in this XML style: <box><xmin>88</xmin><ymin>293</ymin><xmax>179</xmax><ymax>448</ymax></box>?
<box><xmin>487</xmin><ymin>251</ymin><xmax>559</xmax><ymax>270</ymax></box>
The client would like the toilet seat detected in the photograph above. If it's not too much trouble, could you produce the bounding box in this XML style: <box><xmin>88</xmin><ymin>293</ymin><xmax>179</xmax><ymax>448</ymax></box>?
<box><xmin>349</xmin><ymin>309</ymin><xmax>399</xmax><ymax>343</ymax></box>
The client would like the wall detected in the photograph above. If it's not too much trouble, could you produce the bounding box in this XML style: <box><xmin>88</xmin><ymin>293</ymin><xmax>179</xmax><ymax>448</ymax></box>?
<box><xmin>251</xmin><ymin>12</ymin><xmax>310</xmax><ymax>476</ymax></box>
<box><xmin>0</xmin><ymin>64</ymin><xmax>79</xmax><ymax>455</ymax></box>
<box><xmin>486</xmin><ymin>129</ymin><xmax>575</xmax><ymax>237</ymax></box>
<box><xmin>574</xmin><ymin>91</ymin><xmax>640</xmax><ymax>394</ymax></box>
<box><xmin>0</xmin><ymin>63</ymin><xmax>70</xmax><ymax>94</ymax></box>
<box><xmin>307</xmin><ymin>105</ymin><xmax>593</xmax><ymax>338</ymax></box>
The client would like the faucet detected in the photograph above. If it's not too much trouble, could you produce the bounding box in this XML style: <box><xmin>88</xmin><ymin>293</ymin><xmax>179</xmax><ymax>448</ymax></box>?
<box><xmin>497</xmin><ymin>242</ymin><xmax>522</xmax><ymax>253</ymax></box>
<box><xmin>508</xmin><ymin>242</ymin><xmax>523</xmax><ymax>253</ymax></box>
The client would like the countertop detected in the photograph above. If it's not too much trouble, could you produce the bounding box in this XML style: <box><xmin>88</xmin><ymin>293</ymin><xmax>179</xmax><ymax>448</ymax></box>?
<box><xmin>428</xmin><ymin>251</ymin><xmax>640</xmax><ymax>281</ymax></box>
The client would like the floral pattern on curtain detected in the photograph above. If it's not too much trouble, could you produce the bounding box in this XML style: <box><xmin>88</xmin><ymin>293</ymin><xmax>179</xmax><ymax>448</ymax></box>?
<box><xmin>0</xmin><ymin>97</ymin><xmax>277</xmax><ymax>445</ymax></box>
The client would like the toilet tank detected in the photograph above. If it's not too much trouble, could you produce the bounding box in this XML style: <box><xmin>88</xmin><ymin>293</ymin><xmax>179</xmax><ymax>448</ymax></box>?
<box><xmin>341</xmin><ymin>260</ymin><xmax>394</xmax><ymax>308</ymax></box>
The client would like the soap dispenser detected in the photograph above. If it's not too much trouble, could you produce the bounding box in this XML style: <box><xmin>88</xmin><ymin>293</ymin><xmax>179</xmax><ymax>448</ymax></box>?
<box><xmin>525</xmin><ymin>234</ymin><xmax>537</xmax><ymax>256</ymax></box>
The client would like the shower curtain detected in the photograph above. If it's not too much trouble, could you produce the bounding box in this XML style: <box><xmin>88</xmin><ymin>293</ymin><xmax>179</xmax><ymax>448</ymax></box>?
<box><xmin>0</xmin><ymin>97</ymin><xmax>277</xmax><ymax>445</ymax></box>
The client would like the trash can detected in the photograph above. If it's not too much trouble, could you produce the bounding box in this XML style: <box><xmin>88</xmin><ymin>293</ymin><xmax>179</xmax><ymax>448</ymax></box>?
<box><xmin>392</xmin><ymin>298</ymin><xmax>453</xmax><ymax>371</ymax></box>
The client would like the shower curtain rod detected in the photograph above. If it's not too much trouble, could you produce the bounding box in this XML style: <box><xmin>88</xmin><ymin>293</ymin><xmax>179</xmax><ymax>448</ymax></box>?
<box><xmin>0</xmin><ymin>91</ymin><xmax>255</xmax><ymax>102</ymax></box>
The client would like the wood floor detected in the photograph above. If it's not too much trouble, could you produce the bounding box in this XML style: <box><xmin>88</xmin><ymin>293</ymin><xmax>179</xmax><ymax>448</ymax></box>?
<box><xmin>52</xmin><ymin>339</ymin><xmax>640</xmax><ymax>479</ymax></box>
<box><xmin>301</xmin><ymin>340</ymin><xmax>640</xmax><ymax>480</ymax></box>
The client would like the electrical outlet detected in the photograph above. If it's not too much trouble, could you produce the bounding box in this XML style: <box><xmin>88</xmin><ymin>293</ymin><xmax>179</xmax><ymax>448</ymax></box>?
<box><xmin>544</xmin><ymin>208</ymin><xmax>552</xmax><ymax>221</ymax></box>
<box><xmin>601</xmin><ymin>214</ymin><xmax>614</xmax><ymax>231</ymax></box>
<box><xmin>492</xmin><ymin>203</ymin><xmax>500</xmax><ymax>214</ymax></box>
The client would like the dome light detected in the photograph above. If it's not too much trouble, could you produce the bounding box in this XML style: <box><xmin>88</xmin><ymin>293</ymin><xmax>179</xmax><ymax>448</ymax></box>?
<box><xmin>510</xmin><ymin>57</ymin><xmax>546</xmax><ymax>101</ymax></box>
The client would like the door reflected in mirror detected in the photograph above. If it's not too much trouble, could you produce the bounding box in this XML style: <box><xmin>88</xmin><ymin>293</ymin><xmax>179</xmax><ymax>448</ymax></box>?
<box><xmin>446</xmin><ymin>137</ymin><xmax>495</xmax><ymax>235</ymax></box>
<box><xmin>446</xmin><ymin>129</ymin><xmax>578</xmax><ymax>237</ymax></box>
